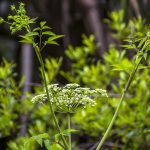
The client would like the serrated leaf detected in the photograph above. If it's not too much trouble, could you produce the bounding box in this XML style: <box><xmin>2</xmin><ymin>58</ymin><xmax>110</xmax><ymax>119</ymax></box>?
<box><xmin>19</xmin><ymin>35</ymin><xmax>31</xmax><ymax>39</ymax></box>
<box><xmin>46</xmin><ymin>41</ymin><xmax>59</xmax><ymax>45</ymax></box>
<box><xmin>44</xmin><ymin>140</ymin><xmax>52</xmax><ymax>150</ymax></box>
<box><xmin>19</xmin><ymin>35</ymin><xmax>33</xmax><ymax>44</ymax></box>
<box><xmin>19</xmin><ymin>39</ymin><xmax>33</xmax><ymax>44</ymax></box>
<box><xmin>28</xmin><ymin>133</ymin><xmax>49</xmax><ymax>147</ymax></box>
<box><xmin>40</xmin><ymin>21</ymin><xmax>46</xmax><ymax>28</ymax></box>
<box><xmin>42</xmin><ymin>31</ymin><xmax>55</xmax><ymax>36</ymax></box>
<box><xmin>29</xmin><ymin>17</ymin><xmax>38</xmax><ymax>23</ymax></box>
<box><xmin>48</xmin><ymin>35</ymin><xmax>64</xmax><ymax>42</ymax></box>
<box><xmin>33</xmin><ymin>27</ymin><xmax>41</xmax><ymax>31</ymax></box>
<box><xmin>35</xmin><ymin>133</ymin><xmax>49</xmax><ymax>139</ymax></box>
<box><xmin>42</xmin><ymin>26</ymin><xmax>51</xmax><ymax>30</ymax></box>
<box><xmin>32</xmin><ymin>136</ymin><xmax>42</xmax><ymax>147</ymax></box>
<box><xmin>25</xmin><ymin>32</ymin><xmax>39</xmax><ymax>37</ymax></box>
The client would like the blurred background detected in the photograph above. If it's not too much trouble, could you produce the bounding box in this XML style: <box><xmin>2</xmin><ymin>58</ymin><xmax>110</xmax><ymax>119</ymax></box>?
<box><xmin>0</xmin><ymin>0</ymin><xmax>150</xmax><ymax>150</ymax></box>
<box><xmin>1</xmin><ymin>0</ymin><xmax>150</xmax><ymax>76</ymax></box>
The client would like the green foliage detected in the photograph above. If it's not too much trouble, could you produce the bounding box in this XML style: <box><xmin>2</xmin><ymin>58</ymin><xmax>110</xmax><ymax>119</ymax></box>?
<box><xmin>0</xmin><ymin>60</ymin><xmax>22</xmax><ymax>137</ymax></box>
<box><xmin>65</xmin><ymin>35</ymin><xmax>97</xmax><ymax>68</ymax></box>
<box><xmin>0</xmin><ymin>17</ymin><xmax>4</xmax><ymax>24</ymax></box>
<box><xmin>1</xmin><ymin>2</ymin><xmax>63</xmax><ymax>50</ymax></box>
<box><xmin>55</xmin><ymin>129</ymin><xmax>78</xmax><ymax>141</ymax></box>
<box><xmin>0</xmin><ymin>59</ymin><xmax>63</xmax><ymax>149</ymax></box>
<box><xmin>0</xmin><ymin>2</ymin><xmax>150</xmax><ymax>150</ymax></box>
<box><xmin>105</xmin><ymin>10</ymin><xmax>126</xmax><ymax>40</ymax></box>
<box><xmin>44</xmin><ymin>57</ymin><xmax>62</xmax><ymax>84</ymax></box>
<box><xmin>61</xmin><ymin>35</ymin><xmax>105</xmax><ymax>87</ymax></box>
<box><xmin>0</xmin><ymin>57</ymin><xmax>63</xmax><ymax>149</ymax></box>
<box><xmin>24</xmin><ymin>133</ymin><xmax>50</xmax><ymax>149</ymax></box>
<box><xmin>62</xmin><ymin>34</ymin><xmax>150</xmax><ymax>149</ymax></box>
<box><xmin>2</xmin><ymin>3</ymin><xmax>69</xmax><ymax>150</ymax></box>
<box><xmin>7</xmin><ymin>3</ymin><xmax>37</xmax><ymax>34</ymax></box>
<box><xmin>19</xmin><ymin>21</ymin><xmax>63</xmax><ymax>49</ymax></box>
<box><xmin>105</xmin><ymin>10</ymin><xmax>147</xmax><ymax>41</ymax></box>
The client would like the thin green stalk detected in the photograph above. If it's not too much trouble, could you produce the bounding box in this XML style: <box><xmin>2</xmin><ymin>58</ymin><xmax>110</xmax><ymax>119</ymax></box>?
<box><xmin>34</xmin><ymin>46</ymin><xmax>69</xmax><ymax>150</ymax></box>
<box><xmin>96</xmin><ymin>59</ymin><xmax>141</xmax><ymax>150</ymax></box>
<box><xmin>39</xmin><ymin>30</ymin><xmax>42</xmax><ymax>49</ymax></box>
<box><xmin>67</xmin><ymin>113</ymin><xmax>71</xmax><ymax>150</ymax></box>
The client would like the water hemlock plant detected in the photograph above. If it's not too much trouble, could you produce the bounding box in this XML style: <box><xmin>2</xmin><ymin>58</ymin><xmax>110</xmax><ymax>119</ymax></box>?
<box><xmin>0</xmin><ymin>2</ymin><xmax>149</xmax><ymax>150</ymax></box>
<box><xmin>32</xmin><ymin>83</ymin><xmax>107</xmax><ymax>149</ymax></box>
<box><xmin>32</xmin><ymin>83</ymin><xmax>107</xmax><ymax>113</ymax></box>
<box><xmin>0</xmin><ymin>3</ymin><xmax>108</xmax><ymax>150</ymax></box>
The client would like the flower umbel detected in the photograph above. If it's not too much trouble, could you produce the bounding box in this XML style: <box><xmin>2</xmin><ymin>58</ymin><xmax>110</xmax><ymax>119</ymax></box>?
<box><xmin>32</xmin><ymin>83</ymin><xmax>108</xmax><ymax>113</ymax></box>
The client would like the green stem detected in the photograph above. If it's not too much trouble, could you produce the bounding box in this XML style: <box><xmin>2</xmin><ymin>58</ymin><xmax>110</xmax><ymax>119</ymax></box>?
<box><xmin>34</xmin><ymin>46</ymin><xmax>69</xmax><ymax>150</ymax></box>
<box><xmin>96</xmin><ymin>60</ymin><xmax>141</xmax><ymax>150</ymax></box>
<box><xmin>39</xmin><ymin>30</ymin><xmax>42</xmax><ymax>49</ymax></box>
<box><xmin>67</xmin><ymin>113</ymin><xmax>71</xmax><ymax>150</ymax></box>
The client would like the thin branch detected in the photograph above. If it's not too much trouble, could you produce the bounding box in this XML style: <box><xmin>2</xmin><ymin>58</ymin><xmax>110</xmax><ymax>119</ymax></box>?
<box><xmin>96</xmin><ymin>58</ymin><xmax>142</xmax><ymax>150</ymax></box>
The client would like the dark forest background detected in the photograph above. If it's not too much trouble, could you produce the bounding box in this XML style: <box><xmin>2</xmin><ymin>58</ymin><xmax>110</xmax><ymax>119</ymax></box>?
<box><xmin>1</xmin><ymin>0</ymin><xmax>150</xmax><ymax>83</ymax></box>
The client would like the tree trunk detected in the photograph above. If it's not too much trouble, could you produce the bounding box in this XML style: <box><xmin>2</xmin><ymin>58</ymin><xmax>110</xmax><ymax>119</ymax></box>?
<box><xmin>130</xmin><ymin>0</ymin><xmax>141</xmax><ymax>17</ymax></box>
<box><xmin>61</xmin><ymin>0</ymin><xmax>71</xmax><ymax>49</ymax></box>
<box><xmin>78</xmin><ymin>0</ymin><xmax>108</xmax><ymax>54</ymax></box>
<box><xmin>19</xmin><ymin>43</ymin><xmax>33</xmax><ymax>136</ymax></box>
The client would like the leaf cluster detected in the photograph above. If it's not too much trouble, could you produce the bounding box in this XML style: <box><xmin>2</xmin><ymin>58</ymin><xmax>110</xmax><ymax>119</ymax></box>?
<box><xmin>6</xmin><ymin>3</ymin><xmax>37</xmax><ymax>33</ymax></box>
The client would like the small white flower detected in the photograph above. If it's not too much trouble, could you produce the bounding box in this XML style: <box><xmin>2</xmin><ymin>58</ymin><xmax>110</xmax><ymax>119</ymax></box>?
<box><xmin>31</xmin><ymin>83</ymin><xmax>108</xmax><ymax>113</ymax></box>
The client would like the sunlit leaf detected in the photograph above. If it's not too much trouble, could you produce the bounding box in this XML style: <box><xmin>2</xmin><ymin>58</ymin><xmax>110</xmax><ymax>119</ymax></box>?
<box><xmin>48</xmin><ymin>35</ymin><xmax>64</xmax><ymax>42</ymax></box>
<box><xmin>33</xmin><ymin>27</ymin><xmax>41</xmax><ymax>32</ymax></box>
<box><xmin>44</xmin><ymin>140</ymin><xmax>52</xmax><ymax>150</ymax></box>
<box><xmin>40</xmin><ymin>21</ymin><xmax>46</xmax><ymax>28</ymax></box>
<box><xmin>42</xmin><ymin>31</ymin><xmax>55</xmax><ymax>36</ymax></box>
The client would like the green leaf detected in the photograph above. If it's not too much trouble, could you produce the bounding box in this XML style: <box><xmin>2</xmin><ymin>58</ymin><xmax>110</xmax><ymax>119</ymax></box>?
<box><xmin>55</xmin><ymin>129</ymin><xmax>78</xmax><ymax>141</ymax></box>
<box><xmin>19</xmin><ymin>35</ymin><xmax>33</xmax><ymax>44</ymax></box>
<box><xmin>25</xmin><ymin>32</ymin><xmax>39</xmax><ymax>37</ymax></box>
<box><xmin>42</xmin><ymin>31</ymin><xmax>55</xmax><ymax>36</ymax></box>
<box><xmin>63</xmin><ymin>129</ymin><xmax>79</xmax><ymax>134</ymax></box>
<box><xmin>18</xmin><ymin>76</ymin><xmax>25</xmax><ymax>88</ymax></box>
<box><xmin>44</xmin><ymin>140</ymin><xmax>52</xmax><ymax>150</ymax></box>
<box><xmin>42</xmin><ymin>26</ymin><xmax>51</xmax><ymax>30</ymax></box>
<box><xmin>123</xmin><ymin>39</ymin><xmax>133</xmax><ymax>43</ymax></box>
<box><xmin>0</xmin><ymin>17</ymin><xmax>4</xmax><ymax>24</ymax></box>
<box><xmin>138</xmin><ymin>37</ymin><xmax>146</xmax><ymax>48</ymax></box>
<box><xmin>33</xmin><ymin>27</ymin><xmax>41</xmax><ymax>31</ymax></box>
<box><xmin>32</xmin><ymin>136</ymin><xmax>42</xmax><ymax>147</ymax></box>
<box><xmin>142</xmin><ymin>42</ymin><xmax>149</xmax><ymax>51</ymax></box>
<box><xmin>138</xmin><ymin>65</ymin><xmax>150</xmax><ymax>70</ymax></box>
<box><xmin>25</xmin><ymin>133</ymin><xmax>49</xmax><ymax>148</ymax></box>
<box><xmin>47</xmin><ymin>35</ymin><xmax>64</xmax><ymax>43</ymax></box>
<box><xmin>143</xmin><ymin>52</ymin><xmax>147</xmax><ymax>60</ymax></box>
<box><xmin>46</xmin><ymin>41</ymin><xmax>59</xmax><ymax>45</ymax></box>
<box><xmin>122</xmin><ymin>44</ymin><xmax>136</xmax><ymax>49</ymax></box>
<box><xmin>40</xmin><ymin>21</ymin><xmax>46</xmax><ymax>28</ymax></box>
<box><xmin>29</xmin><ymin>18</ymin><xmax>38</xmax><ymax>23</ymax></box>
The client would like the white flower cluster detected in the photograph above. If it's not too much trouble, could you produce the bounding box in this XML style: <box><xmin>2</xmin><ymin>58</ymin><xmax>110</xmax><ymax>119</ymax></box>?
<box><xmin>31</xmin><ymin>83</ymin><xmax>108</xmax><ymax>113</ymax></box>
